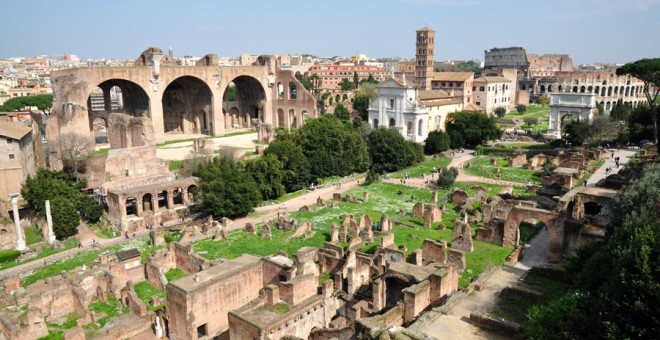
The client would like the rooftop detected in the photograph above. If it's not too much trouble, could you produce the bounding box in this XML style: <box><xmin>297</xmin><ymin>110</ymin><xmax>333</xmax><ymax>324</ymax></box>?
<box><xmin>473</xmin><ymin>76</ymin><xmax>512</xmax><ymax>83</ymax></box>
<box><xmin>169</xmin><ymin>254</ymin><xmax>262</xmax><ymax>293</ymax></box>
<box><xmin>116</xmin><ymin>248</ymin><xmax>140</xmax><ymax>261</ymax></box>
<box><xmin>0</xmin><ymin>120</ymin><xmax>31</xmax><ymax>140</ymax></box>
<box><xmin>432</xmin><ymin>72</ymin><xmax>474</xmax><ymax>82</ymax></box>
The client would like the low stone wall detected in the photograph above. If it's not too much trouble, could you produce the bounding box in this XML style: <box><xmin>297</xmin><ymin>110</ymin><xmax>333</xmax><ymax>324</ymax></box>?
<box><xmin>469</xmin><ymin>312</ymin><xmax>522</xmax><ymax>338</ymax></box>
<box><xmin>529</xmin><ymin>264</ymin><xmax>569</xmax><ymax>283</ymax></box>
<box><xmin>501</xmin><ymin>286</ymin><xmax>545</xmax><ymax>304</ymax></box>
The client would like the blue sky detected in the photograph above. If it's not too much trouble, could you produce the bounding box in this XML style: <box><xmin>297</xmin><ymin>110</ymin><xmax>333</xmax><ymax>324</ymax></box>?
<box><xmin>2</xmin><ymin>0</ymin><xmax>659</xmax><ymax>64</ymax></box>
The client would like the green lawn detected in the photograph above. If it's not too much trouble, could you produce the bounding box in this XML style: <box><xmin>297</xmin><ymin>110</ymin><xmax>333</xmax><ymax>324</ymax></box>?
<box><xmin>464</xmin><ymin>156</ymin><xmax>541</xmax><ymax>184</ymax></box>
<box><xmin>165</xmin><ymin>268</ymin><xmax>187</xmax><ymax>282</ymax></box>
<box><xmin>24</xmin><ymin>226</ymin><xmax>43</xmax><ymax>245</ymax></box>
<box><xmin>194</xmin><ymin>180</ymin><xmax>513</xmax><ymax>288</ymax></box>
<box><xmin>134</xmin><ymin>281</ymin><xmax>165</xmax><ymax>311</ymax></box>
<box><xmin>169</xmin><ymin>160</ymin><xmax>184</xmax><ymax>171</ymax></box>
<box><xmin>275</xmin><ymin>188</ymin><xmax>310</xmax><ymax>203</ymax></box>
<box><xmin>21</xmin><ymin>238</ymin><xmax>160</xmax><ymax>287</ymax></box>
<box><xmin>0</xmin><ymin>239</ymin><xmax>79</xmax><ymax>272</ymax></box>
<box><xmin>390</xmin><ymin>157</ymin><xmax>452</xmax><ymax>178</ymax></box>
<box><xmin>85</xmin><ymin>296</ymin><xmax>130</xmax><ymax>331</ymax></box>
<box><xmin>39</xmin><ymin>312</ymin><xmax>80</xmax><ymax>340</ymax></box>
<box><xmin>500</xmin><ymin>105</ymin><xmax>550</xmax><ymax>132</ymax></box>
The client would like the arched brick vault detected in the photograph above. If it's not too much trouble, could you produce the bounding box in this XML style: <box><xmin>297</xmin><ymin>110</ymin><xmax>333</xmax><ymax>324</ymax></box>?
<box><xmin>106</xmin><ymin>177</ymin><xmax>198</xmax><ymax>230</ymax></box>
<box><xmin>502</xmin><ymin>206</ymin><xmax>565</xmax><ymax>262</ymax></box>
<box><xmin>47</xmin><ymin>55</ymin><xmax>318</xmax><ymax>157</ymax></box>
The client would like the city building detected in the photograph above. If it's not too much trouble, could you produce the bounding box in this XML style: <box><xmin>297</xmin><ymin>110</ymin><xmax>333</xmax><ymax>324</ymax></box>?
<box><xmin>415</xmin><ymin>27</ymin><xmax>435</xmax><ymax>91</ymax></box>
<box><xmin>418</xmin><ymin>90</ymin><xmax>464</xmax><ymax>132</ymax></box>
<box><xmin>472</xmin><ymin>76</ymin><xmax>513</xmax><ymax>115</ymax></box>
<box><xmin>0</xmin><ymin>121</ymin><xmax>35</xmax><ymax>208</ymax></box>
<box><xmin>368</xmin><ymin>77</ymin><xmax>429</xmax><ymax>143</ymax></box>
<box><xmin>430</xmin><ymin>72</ymin><xmax>475</xmax><ymax>107</ymax></box>
<box><xmin>305</xmin><ymin>62</ymin><xmax>386</xmax><ymax>91</ymax></box>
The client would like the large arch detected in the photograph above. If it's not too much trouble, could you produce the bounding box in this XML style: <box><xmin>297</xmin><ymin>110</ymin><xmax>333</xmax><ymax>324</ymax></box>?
<box><xmin>502</xmin><ymin>206</ymin><xmax>563</xmax><ymax>262</ymax></box>
<box><xmin>87</xmin><ymin>79</ymin><xmax>150</xmax><ymax>117</ymax></box>
<box><xmin>223</xmin><ymin>75</ymin><xmax>267</xmax><ymax>127</ymax></box>
<box><xmin>162</xmin><ymin>76</ymin><xmax>213</xmax><ymax>135</ymax></box>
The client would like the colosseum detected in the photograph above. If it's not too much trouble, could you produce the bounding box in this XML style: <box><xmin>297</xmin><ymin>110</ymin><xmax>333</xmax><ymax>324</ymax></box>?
<box><xmin>485</xmin><ymin>47</ymin><xmax>645</xmax><ymax>112</ymax></box>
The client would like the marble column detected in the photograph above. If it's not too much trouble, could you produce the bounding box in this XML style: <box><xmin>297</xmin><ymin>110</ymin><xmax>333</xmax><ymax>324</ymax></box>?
<box><xmin>10</xmin><ymin>195</ymin><xmax>25</xmax><ymax>251</ymax></box>
<box><xmin>45</xmin><ymin>200</ymin><xmax>56</xmax><ymax>244</ymax></box>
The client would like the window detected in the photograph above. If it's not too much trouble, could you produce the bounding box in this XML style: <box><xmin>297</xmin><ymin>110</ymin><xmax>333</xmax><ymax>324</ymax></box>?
<box><xmin>479</xmin><ymin>86</ymin><xmax>485</xmax><ymax>91</ymax></box>
<box><xmin>7</xmin><ymin>139</ymin><xmax>12</xmax><ymax>144</ymax></box>
<box><xmin>197</xmin><ymin>324</ymin><xmax>208</xmax><ymax>338</ymax></box>
<box><xmin>389</xmin><ymin>99</ymin><xmax>395</xmax><ymax>109</ymax></box>
<box><xmin>9</xmin><ymin>154</ymin><xmax>15</xmax><ymax>160</ymax></box>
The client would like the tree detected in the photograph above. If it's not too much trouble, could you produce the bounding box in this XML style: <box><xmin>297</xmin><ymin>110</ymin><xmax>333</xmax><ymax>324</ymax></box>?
<box><xmin>333</xmin><ymin>103</ymin><xmax>351</xmax><ymax>121</ymax></box>
<box><xmin>263</xmin><ymin>139</ymin><xmax>311</xmax><ymax>192</ymax></box>
<box><xmin>563</xmin><ymin>117</ymin><xmax>619</xmax><ymax>146</ymax></box>
<box><xmin>194</xmin><ymin>157</ymin><xmax>261</xmax><ymax>218</ymax></box>
<box><xmin>0</xmin><ymin>94</ymin><xmax>52</xmax><ymax>114</ymax></box>
<box><xmin>21</xmin><ymin>169</ymin><xmax>102</xmax><ymax>238</ymax></box>
<box><xmin>627</xmin><ymin>103</ymin><xmax>655</xmax><ymax>143</ymax></box>
<box><xmin>367</xmin><ymin>127</ymin><xmax>423</xmax><ymax>174</ymax></box>
<box><xmin>445</xmin><ymin>111</ymin><xmax>501</xmax><ymax>148</ymax></box>
<box><xmin>537</xmin><ymin>95</ymin><xmax>550</xmax><ymax>107</ymax></box>
<box><xmin>617</xmin><ymin>58</ymin><xmax>660</xmax><ymax>151</ymax></box>
<box><xmin>516</xmin><ymin>104</ymin><xmax>527</xmax><ymax>114</ymax></box>
<box><xmin>493</xmin><ymin>107</ymin><xmax>506</xmax><ymax>118</ymax></box>
<box><xmin>610</xmin><ymin>99</ymin><xmax>633</xmax><ymax>121</ymax></box>
<box><xmin>528</xmin><ymin>163</ymin><xmax>660</xmax><ymax>339</ymax></box>
<box><xmin>49</xmin><ymin>196</ymin><xmax>80</xmax><ymax>239</ymax></box>
<box><xmin>296</xmin><ymin>115</ymin><xmax>370</xmax><ymax>179</ymax></box>
<box><xmin>51</xmin><ymin>134</ymin><xmax>93</xmax><ymax>180</ymax></box>
<box><xmin>360</xmin><ymin>74</ymin><xmax>378</xmax><ymax>86</ymax></box>
<box><xmin>353</xmin><ymin>71</ymin><xmax>359</xmax><ymax>88</ymax></box>
<box><xmin>244</xmin><ymin>154</ymin><xmax>285</xmax><ymax>201</ymax></box>
<box><xmin>424</xmin><ymin>130</ymin><xmax>451</xmax><ymax>154</ymax></box>
<box><xmin>353</xmin><ymin>92</ymin><xmax>370</xmax><ymax>121</ymax></box>
<box><xmin>437</xmin><ymin>167</ymin><xmax>458</xmax><ymax>188</ymax></box>
<box><xmin>524</xmin><ymin>117</ymin><xmax>539</xmax><ymax>127</ymax></box>
<box><xmin>339</xmin><ymin>78</ymin><xmax>355</xmax><ymax>91</ymax></box>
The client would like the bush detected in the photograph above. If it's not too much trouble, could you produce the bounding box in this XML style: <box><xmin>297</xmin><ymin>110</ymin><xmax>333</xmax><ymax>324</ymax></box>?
<box><xmin>50</xmin><ymin>196</ymin><xmax>80</xmax><ymax>239</ymax></box>
<box><xmin>516</xmin><ymin>104</ymin><xmax>527</xmax><ymax>114</ymax></box>
<box><xmin>494</xmin><ymin>107</ymin><xmax>507</xmax><ymax>118</ymax></box>
<box><xmin>424</xmin><ymin>130</ymin><xmax>451</xmax><ymax>154</ymax></box>
<box><xmin>437</xmin><ymin>167</ymin><xmax>458</xmax><ymax>188</ymax></box>
<box><xmin>524</xmin><ymin>117</ymin><xmax>539</xmax><ymax>126</ymax></box>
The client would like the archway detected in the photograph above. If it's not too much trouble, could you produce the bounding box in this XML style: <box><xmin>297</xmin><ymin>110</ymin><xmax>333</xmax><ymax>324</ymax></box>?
<box><xmin>187</xmin><ymin>185</ymin><xmax>197</xmax><ymax>202</ymax></box>
<box><xmin>157</xmin><ymin>190</ymin><xmax>169</xmax><ymax>211</ymax></box>
<box><xmin>277</xmin><ymin>109</ymin><xmax>286</xmax><ymax>128</ymax></box>
<box><xmin>289</xmin><ymin>82</ymin><xmax>297</xmax><ymax>100</ymax></box>
<box><xmin>385</xmin><ymin>276</ymin><xmax>409</xmax><ymax>308</ymax></box>
<box><xmin>302</xmin><ymin>110</ymin><xmax>309</xmax><ymax>125</ymax></box>
<box><xmin>595</xmin><ymin>86</ymin><xmax>600</xmax><ymax>95</ymax></box>
<box><xmin>342</xmin><ymin>94</ymin><xmax>348</xmax><ymax>102</ymax></box>
<box><xmin>580</xmin><ymin>86</ymin><xmax>586</xmax><ymax>93</ymax></box>
<box><xmin>142</xmin><ymin>193</ymin><xmax>153</xmax><ymax>214</ymax></box>
<box><xmin>223</xmin><ymin>76</ymin><xmax>266</xmax><ymax>126</ymax></box>
<box><xmin>418</xmin><ymin>119</ymin><xmax>423</xmax><ymax>136</ymax></box>
<box><xmin>389</xmin><ymin>118</ymin><xmax>395</xmax><ymax>127</ymax></box>
<box><xmin>87</xmin><ymin>79</ymin><xmax>149</xmax><ymax>117</ymax></box>
<box><xmin>373</xmin><ymin>119</ymin><xmax>379</xmax><ymax>128</ymax></box>
<box><xmin>173</xmin><ymin>188</ymin><xmax>184</xmax><ymax>205</ymax></box>
<box><xmin>162</xmin><ymin>76</ymin><xmax>213</xmax><ymax>134</ymax></box>
<box><xmin>335</xmin><ymin>94</ymin><xmax>341</xmax><ymax>103</ymax></box>
<box><xmin>92</xmin><ymin>117</ymin><xmax>108</xmax><ymax>144</ymax></box>
<box><xmin>288</xmin><ymin>109</ymin><xmax>295</xmax><ymax>129</ymax></box>
<box><xmin>558</xmin><ymin>85</ymin><xmax>563</xmax><ymax>92</ymax></box>
<box><xmin>540</xmin><ymin>85</ymin><xmax>546</xmax><ymax>93</ymax></box>
<box><xmin>587</xmin><ymin>86</ymin><xmax>593</xmax><ymax>93</ymax></box>
<box><xmin>125</xmin><ymin>197</ymin><xmax>138</xmax><ymax>217</ymax></box>
<box><xmin>548</xmin><ymin>85</ymin><xmax>553</xmax><ymax>92</ymax></box>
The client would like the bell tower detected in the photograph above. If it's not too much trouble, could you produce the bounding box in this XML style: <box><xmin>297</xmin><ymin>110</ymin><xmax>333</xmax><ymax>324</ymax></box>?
<box><xmin>415</xmin><ymin>27</ymin><xmax>435</xmax><ymax>91</ymax></box>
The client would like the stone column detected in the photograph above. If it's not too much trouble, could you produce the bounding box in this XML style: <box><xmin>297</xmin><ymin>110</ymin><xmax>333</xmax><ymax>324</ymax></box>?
<box><xmin>136</xmin><ymin>195</ymin><xmax>144</xmax><ymax>217</ymax></box>
<box><xmin>151</xmin><ymin>194</ymin><xmax>158</xmax><ymax>213</ymax></box>
<box><xmin>166</xmin><ymin>190</ymin><xmax>174</xmax><ymax>210</ymax></box>
<box><xmin>10</xmin><ymin>195</ymin><xmax>25</xmax><ymax>251</ymax></box>
<box><xmin>182</xmin><ymin>191</ymin><xmax>190</xmax><ymax>206</ymax></box>
<box><xmin>45</xmin><ymin>200</ymin><xmax>56</xmax><ymax>244</ymax></box>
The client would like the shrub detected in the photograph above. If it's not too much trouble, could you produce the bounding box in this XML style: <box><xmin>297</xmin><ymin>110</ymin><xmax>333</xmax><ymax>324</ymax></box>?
<box><xmin>437</xmin><ymin>167</ymin><xmax>459</xmax><ymax>188</ymax></box>
<box><xmin>424</xmin><ymin>130</ymin><xmax>451</xmax><ymax>155</ymax></box>
<box><xmin>516</xmin><ymin>104</ymin><xmax>527</xmax><ymax>114</ymax></box>
<box><xmin>494</xmin><ymin>107</ymin><xmax>506</xmax><ymax>118</ymax></box>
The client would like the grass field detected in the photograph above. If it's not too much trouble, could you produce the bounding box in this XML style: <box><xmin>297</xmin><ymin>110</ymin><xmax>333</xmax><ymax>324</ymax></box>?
<box><xmin>390</xmin><ymin>157</ymin><xmax>452</xmax><ymax>178</ymax></box>
<box><xmin>0</xmin><ymin>239</ymin><xmax>79</xmax><ymax>272</ymax></box>
<box><xmin>464</xmin><ymin>156</ymin><xmax>542</xmax><ymax>184</ymax></box>
<box><xmin>134</xmin><ymin>281</ymin><xmax>165</xmax><ymax>311</ymax></box>
<box><xmin>500</xmin><ymin>105</ymin><xmax>550</xmax><ymax>132</ymax></box>
<box><xmin>194</xmin><ymin>180</ymin><xmax>514</xmax><ymax>288</ymax></box>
